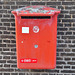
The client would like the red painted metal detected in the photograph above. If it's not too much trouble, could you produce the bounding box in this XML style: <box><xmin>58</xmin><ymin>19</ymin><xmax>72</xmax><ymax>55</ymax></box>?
<box><xmin>12</xmin><ymin>5</ymin><xmax>60</xmax><ymax>69</ymax></box>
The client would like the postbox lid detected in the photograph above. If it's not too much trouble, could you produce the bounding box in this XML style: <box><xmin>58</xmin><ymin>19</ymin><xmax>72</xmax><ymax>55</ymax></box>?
<box><xmin>12</xmin><ymin>6</ymin><xmax>60</xmax><ymax>16</ymax></box>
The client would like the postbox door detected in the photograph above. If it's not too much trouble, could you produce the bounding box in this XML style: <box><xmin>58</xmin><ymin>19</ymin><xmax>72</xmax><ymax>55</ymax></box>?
<box><xmin>16</xmin><ymin>15</ymin><xmax>57</xmax><ymax>69</ymax></box>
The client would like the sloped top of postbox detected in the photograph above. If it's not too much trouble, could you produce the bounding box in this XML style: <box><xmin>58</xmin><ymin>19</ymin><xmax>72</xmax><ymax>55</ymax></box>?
<box><xmin>12</xmin><ymin>6</ymin><xmax>60</xmax><ymax>16</ymax></box>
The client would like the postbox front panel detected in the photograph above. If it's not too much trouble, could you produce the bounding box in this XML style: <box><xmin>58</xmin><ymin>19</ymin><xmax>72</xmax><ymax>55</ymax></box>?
<box><xmin>16</xmin><ymin>15</ymin><xmax>57</xmax><ymax>69</ymax></box>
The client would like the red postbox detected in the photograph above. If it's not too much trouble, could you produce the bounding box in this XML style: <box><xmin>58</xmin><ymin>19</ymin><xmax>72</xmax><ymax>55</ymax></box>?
<box><xmin>12</xmin><ymin>6</ymin><xmax>60</xmax><ymax>69</ymax></box>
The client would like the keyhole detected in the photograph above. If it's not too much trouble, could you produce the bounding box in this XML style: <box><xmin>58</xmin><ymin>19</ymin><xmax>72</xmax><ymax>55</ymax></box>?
<box><xmin>34</xmin><ymin>45</ymin><xmax>38</xmax><ymax>48</ymax></box>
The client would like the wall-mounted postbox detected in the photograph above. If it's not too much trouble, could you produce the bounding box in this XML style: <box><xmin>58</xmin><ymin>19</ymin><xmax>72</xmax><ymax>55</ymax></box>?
<box><xmin>12</xmin><ymin>6</ymin><xmax>60</xmax><ymax>69</ymax></box>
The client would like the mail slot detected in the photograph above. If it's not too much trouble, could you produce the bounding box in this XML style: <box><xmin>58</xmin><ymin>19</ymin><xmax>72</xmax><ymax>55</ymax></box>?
<box><xmin>12</xmin><ymin>6</ymin><xmax>60</xmax><ymax>69</ymax></box>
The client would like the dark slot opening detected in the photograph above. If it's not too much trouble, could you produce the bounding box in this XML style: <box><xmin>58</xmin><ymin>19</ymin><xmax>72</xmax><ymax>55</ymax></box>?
<box><xmin>21</xmin><ymin>16</ymin><xmax>51</xmax><ymax>19</ymax></box>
